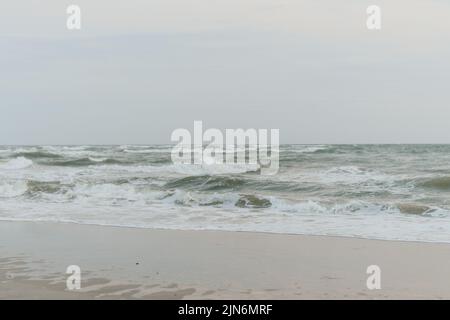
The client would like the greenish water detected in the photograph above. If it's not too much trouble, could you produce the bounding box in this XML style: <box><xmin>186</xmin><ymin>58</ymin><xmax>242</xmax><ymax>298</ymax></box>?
<box><xmin>1</xmin><ymin>144</ymin><xmax>450</xmax><ymax>242</ymax></box>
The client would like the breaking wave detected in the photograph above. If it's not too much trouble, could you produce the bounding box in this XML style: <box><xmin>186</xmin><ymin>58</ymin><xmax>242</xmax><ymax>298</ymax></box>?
<box><xmin>0</xmin><ymin>157</ymin><xmax>33</xmax><ymax>170</ymax></box>
<box><xmin>419</xmin><ymin>176</ymin><xmax>450</xmax><ymax>191</ymax></box>
<box><xmin>0</xmin><ymin>181</ymin><xmax>28</xmax><ymax>198</ymax></box>
<box><xmin>46</xmin><ymin>158</ymin><xmax>126</xmax><ymax>167</ymax></box>
<box><xmin>1</xmin><ymin>144</ymin><xmax>450</xmax><ymax>242</ymax></box>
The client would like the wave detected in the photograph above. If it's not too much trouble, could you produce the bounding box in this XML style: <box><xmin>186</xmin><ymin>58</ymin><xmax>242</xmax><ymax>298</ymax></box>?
<box><xmin>26</xmin><ymin>180</ymin><xmax>66</xmax><ymax>196</ymax></box>
<box><xmin>396</xmin><ymin>203</ymin><xmax>431</xmax><ymax>215</ymax></box>
<box><xmin>0</xmin><ymin>181</ymin><xmax>28</xmax><ymax>198</ymax></box>
<box><xmin>43</xmin><ymin>145</ymin><xmax>90</xmax><ymax>152</ymax></box>
<box><xmin>160</xmin><ymin>190</ymin><xmax>271</xmax><ymax>208</ymax></box>
<box><xmin>97</xmin><ymin>162</ymin><xmax>260</xmax><ymax>175</ymax></box>
<box><xmin>2</xmin><ymin>144</ymin><xmax>450</xmax><ymax>243</ymax></box>
<box><xmin>0</xmin><ymin>157</ymin><xmax>33</xmax><ymax>170</ymax></box>
<box><xmin>296</xmin><ymin>166</ymin><xmax>401</xmax><ymax>187</ymax></box>
<box><xmin>163</xmin><ymin>175</ymin><xmax>318</xmax><ymax>193</ymax></box>
<box><xmin>70</xmin><ymin>183</ymin><xmax>148</xmax><ymax>201</ymax></box>
<box><xmin>235</xmin><ymin>194</ymin><xmax>272</xmax><ymax>208</ymax></box>
<box><xmin>160</xmin><ymin>190</ymin><xmax>404</xmax><ymax>214</ymax></box>
<box><xmin>46</xmin><ymin>157</ymin><xmax>125</xmax><ymax>167</ymax></box>
<box><xmin>165</xmin><ymin>175</ymin><xmax>246</xmax><ymax>191</ymax></box>
<box><xmin>2</xmin><ymin>174</ymin><xmax>442</xmax><ymax>218</ymax></box>
<box><xmin>326</xmin><ymin>166</ymin><xmax>364</xmax><ymax>174</ymax></box>
<box><xmin>88</xmin><ymin>157</ymin><xmax>107</xmax><ymax>162</ymax></box>
<box><xmin>419</xmin><ymin>176</ymin><xmax>450</xmax><ymax>191</ymax></box>
<box><xmin>286</xmin><ymin>145</ymin><xmax>331</xmax><ymax>154</ymax></box>
<box><xmin>0</xmin><ymin>180</ymin><xmax>70</xmax><ymax>198</ymax></box>
<box><xmin>14</xmin><ymin>151</ymin><xmax>62</xmax><ymax>159</ymax></box>
<box><xmin>169</xmin><ymin>163</ymin><xmax>260</xmax><ymax>175</ymax></box>
<box><xmin>123</xmin><ymin>148</ymin><xmax>171</xmax><ymax>154</ymax></box>
<box><xmin>40</xmin><ymin>145</ymin><xmax>104</xmax><ymax>158</ymax></box>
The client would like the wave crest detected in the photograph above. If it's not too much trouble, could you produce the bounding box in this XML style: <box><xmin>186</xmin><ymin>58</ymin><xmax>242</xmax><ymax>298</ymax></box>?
<box><xmin>419</xmin><ymin>176</ymin><xmax>450</xmax><ymax>191</ymax></box>
<box><xmin>0</xmin><ymin>157</ymin><xmax>33</xmax><ymax>170</ymax></box>
<box><xmin>0</xmin><ymin>181</ymin><xmax>28</xmax><ymax>198</ymax></box>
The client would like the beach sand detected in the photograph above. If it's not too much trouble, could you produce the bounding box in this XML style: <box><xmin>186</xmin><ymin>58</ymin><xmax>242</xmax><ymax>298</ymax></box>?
<box><xmin>1</xmin><ymin>220</ymin><xmax>450</xmax><ymax>299</ymax></box>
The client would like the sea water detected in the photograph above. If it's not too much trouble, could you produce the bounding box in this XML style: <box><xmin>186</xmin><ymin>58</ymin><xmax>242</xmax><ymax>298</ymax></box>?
<box><xmin>1</xmin><ymin>144</ymin><xmax>450</xmax><ymax>242</ymax></box>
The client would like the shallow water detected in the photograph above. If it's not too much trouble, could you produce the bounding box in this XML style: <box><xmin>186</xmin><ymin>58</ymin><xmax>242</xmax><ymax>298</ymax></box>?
<box><xmin>1</xmin><ymin>144</ymin><xmax>450</xmax><ymax>242</ymax></box>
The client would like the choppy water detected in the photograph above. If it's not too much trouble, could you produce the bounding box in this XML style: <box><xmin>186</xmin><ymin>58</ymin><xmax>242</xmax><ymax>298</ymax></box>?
<box><xmin>2</xmin><ymin>145</ymin><xmax>450</xmax><ymax>242</ymax></box>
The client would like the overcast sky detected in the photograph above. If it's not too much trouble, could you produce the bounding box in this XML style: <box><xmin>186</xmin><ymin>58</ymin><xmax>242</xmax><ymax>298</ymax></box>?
<box><xmin>1</xmin><ymin>0</ymin><xmax>450</xmax><ymax>144</ymax></box>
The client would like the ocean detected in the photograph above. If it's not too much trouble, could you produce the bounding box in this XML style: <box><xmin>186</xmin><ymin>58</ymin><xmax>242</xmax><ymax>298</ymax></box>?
<box><xmin>1</xmin><ymin>144</ymin><xmax>450</xmax><ymax>242</ymax></box>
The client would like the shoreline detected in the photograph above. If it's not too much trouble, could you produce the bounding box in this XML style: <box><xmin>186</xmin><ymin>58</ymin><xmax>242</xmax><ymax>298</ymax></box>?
<box><xmin>1</xmin><ymin>220</ymin><xmax>450</xmax><ymax>299</ymax></box>
<box><xmin>1</xmin><ymin>219</ymin><xmax>448</xmax><ymax>245</ymax></box>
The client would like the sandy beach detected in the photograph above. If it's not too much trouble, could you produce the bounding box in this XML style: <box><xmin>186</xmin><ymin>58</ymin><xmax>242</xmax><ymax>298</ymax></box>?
<box><xmin>1</xmin><ymin>220</ymin><xmax>450</xmax><ymax>299</ymax></box>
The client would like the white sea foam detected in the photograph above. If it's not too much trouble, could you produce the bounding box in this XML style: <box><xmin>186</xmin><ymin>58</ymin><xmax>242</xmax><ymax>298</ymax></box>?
<box><xmin>288</xmin><ymin>145</ymin><xmax>330</xmax><ymax>153</ymax></box>
<box><xmin>0</xmin><ymin>157</ymin><xmax>33</xmax><ymax>170</ymax></box>
<box><xmin>96</xmin><ymin>162</ymin><xmax>260</xmax><ymax>176</ymax></box>
<box><xmin>123</xmin><ymin>148</ymin><xmax>170</xmax><ymax>154</ymax></box>
<box><xmin>12</xmin><ymin>147</ymin><xmax>39</xmax><ymax>153</ymax></box>
<box><xmin>170</xmin><ymin>163</ymin><xmax>260</xmax><ymax>175</ymax></box>
<box><xmin>291</xmin><ymin>166</ymin><xmax>403</xmax><ymax>187</ymax></box>
<box><xmin>71</xmin><ymin>183</ymin><xmax>143</xmax><ymax>201</ymax></box>
<box><xmin>1</xmin><ymin>195</ymin><xmax>450</xmax><ymax>243</ymax></box>
<box><xmin>0</xmin><ymin>181</ymin><xmax>28</xmax><ymax>198</ymax></box>
<box><xmin>42</xmin><ymin>145</ymin><xmax>98</xmax><ymax>158</ymax></box>
<box><xmin>88</xmin><ymin>157</ymin><xmax>107</xmax><ymax>162</ymax></box>
<box><xmin>1</xmin><ymin>144</ymin><xmax>450</xmax><ymax>243</ymax></box>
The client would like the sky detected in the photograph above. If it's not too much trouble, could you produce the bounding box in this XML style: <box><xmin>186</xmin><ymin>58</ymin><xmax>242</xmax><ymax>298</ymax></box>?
<box><xmin>1</xmin><ymin>0</ymin><xmax>450</xmax><ymax>144</ymax></box>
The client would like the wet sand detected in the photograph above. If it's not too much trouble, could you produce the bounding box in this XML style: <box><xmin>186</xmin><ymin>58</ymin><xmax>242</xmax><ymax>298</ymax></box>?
<box><xmin>1</xmin><ymin>221</ymin><xmax>450</xmax><ymax>299</ymax></box>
